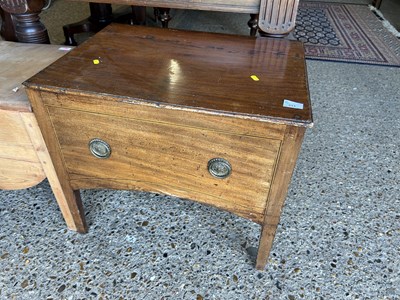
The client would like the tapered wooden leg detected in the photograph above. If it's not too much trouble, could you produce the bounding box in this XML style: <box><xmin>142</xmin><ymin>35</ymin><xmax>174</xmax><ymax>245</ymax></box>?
<box><xmin>25</xmin><ymin>91</ymin><xmax>88</xmax><ymax>233</ymax></box>
<box><xmin>256</xmin><ymin>222</ymin><xmax>277</xmax><ymax>269</ymax></box>
<box><xmin>256</xmin><ymin>125</ymin><xmax>306</xmax><ymax>270</ymax></box>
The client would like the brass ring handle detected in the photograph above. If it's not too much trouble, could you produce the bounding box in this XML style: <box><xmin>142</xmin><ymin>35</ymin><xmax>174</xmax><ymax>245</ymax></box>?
<box><xmin>89</xmin><ymin>138</ymin><xmax>111</xmax><ymax>159</ymax></box>
<box><xmin>207</xmin><ymin>158</ymin><xmax>232</xmax><ymax>179</ymax></box>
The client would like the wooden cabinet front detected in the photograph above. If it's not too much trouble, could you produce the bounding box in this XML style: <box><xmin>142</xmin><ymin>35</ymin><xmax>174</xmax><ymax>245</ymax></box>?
<box><xmin>25</xmin><ymin>25</ymin><xmax>312</xmax><ymax>269</ymax></box>
<box><xmin>43</xmin><ymin>92</ymin><xmax>283</xmax><ymax>224</ymax></box>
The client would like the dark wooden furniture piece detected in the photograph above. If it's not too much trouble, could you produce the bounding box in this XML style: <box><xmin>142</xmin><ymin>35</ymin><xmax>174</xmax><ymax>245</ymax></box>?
<box><xmin>63</xmin><ymin>0</ymin><xmax>299</xmax><ymax>44</ymax></box>
<box><xmin>62</xmin><ymin>3</ymin><xmax>146</xmax><ymax>45</ymax></box>
<box><xmin>0</xmin><ymin>0</ymin><xmax>49</xmax><ymax>43</ymax></box>
<box><xmin>0</xmin><ymin>8</ymin><xmax>16</xmax><ymax>41</ymax></box>
<box><xmin>372</xmin><ymin>0</ymin><xmax>382</xmax><ymax>9</ymax></box>
<box><xmin>25</xmin><ymin>24</ymin><xmax>312</xmax><ymax>270</ymax></box>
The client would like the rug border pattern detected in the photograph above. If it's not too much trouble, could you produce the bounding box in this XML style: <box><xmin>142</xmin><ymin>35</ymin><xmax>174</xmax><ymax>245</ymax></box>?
<box><xmin>297</xmin><ymin>2</ymin><xmax>400</xmax><ymax>67</ymax></box>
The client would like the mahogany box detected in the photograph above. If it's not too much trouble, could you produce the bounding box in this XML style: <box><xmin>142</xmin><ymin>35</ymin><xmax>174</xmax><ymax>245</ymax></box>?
<box><xmin>24</xmin><ymin>24</ymin><xmax>313</xmax><ymax>269</ymax></box>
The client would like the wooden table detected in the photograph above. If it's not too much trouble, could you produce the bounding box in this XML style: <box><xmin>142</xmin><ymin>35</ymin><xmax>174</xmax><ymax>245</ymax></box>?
<box><xmin>141</xmin><ymin>0</ymin><xmax>298</xmax><ymax>36</ymax></box>
<box><xmin>63</xmin><ymin>0</ymin><xmax>300</xmax><ymax>45</ymax></box>
<box><xmin>98</xmin><ymin>0</ymin><xmax>299</xmax><ymax>36</ymax></box>
<box><xmin>0</xmin><ymin>0</ymin><xmax>49</xmax><ymax>43</ymax></box>
<box><xmin>1</xmin><ymin>0</ymin><xmax>300</xmax><ymax>43</ymax></box>
<box><xmin>0</xmin><ymin>41</ymin><xmax>86</xmax><ymax>232</ymax></box>
<box><xmin>25</xmin><ymin>24</ymin><xmax>313</xmax><ymax>269</ymax></box>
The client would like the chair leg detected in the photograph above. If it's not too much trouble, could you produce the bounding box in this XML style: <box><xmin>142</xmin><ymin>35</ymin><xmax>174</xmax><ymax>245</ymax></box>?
<box><xmin>248</xmin><ymin>14</ymin><xmax>258</xmax><ymax>37</ymax></box>
<box><xmin>63</xmin><ymin>3</ymin><xmax>112</xmax><ymax>46</ymax></box>
<box><xmin>372</xmin><ymin>0</ymin><xmax>382</xmax><ymax>9</ymax></box>
<box><xmin>113</xmin><ymin>6</ymin><xmax>146</xmax><ymax>25</ymax></box>
<box><xmin>131</xmin><ymin>6</ymin><xmax>146</xmax><ymax>25</ymax></box>
<box><xmin>0</xmin><ymin>8</ymin><xmax>17</xmax><ymax>41</ymax></box>
<box><xmin>156</xmin><ymin>7</ymin><xmax>171</xmax><ymax>28</ymax></box>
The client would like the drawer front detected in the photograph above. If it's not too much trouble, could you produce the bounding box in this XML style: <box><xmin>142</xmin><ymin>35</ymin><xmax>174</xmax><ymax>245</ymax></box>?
<box><xmin>48</xmin><ymin>106</ymin><xmax>281</xmax><ymax>223</ymax></box>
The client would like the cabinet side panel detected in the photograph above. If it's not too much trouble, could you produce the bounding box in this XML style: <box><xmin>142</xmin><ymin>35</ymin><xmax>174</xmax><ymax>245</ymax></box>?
<box><xmin>0</xmin><ymin>109</ymin><xmax>45</xmax><ymax>190</ymax></box>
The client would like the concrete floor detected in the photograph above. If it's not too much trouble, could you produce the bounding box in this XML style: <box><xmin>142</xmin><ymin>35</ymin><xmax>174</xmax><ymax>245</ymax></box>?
<box><xmin>1</xmin><ymin>1</ymin><xmax>400</xmax><ymax>299</ymax></box>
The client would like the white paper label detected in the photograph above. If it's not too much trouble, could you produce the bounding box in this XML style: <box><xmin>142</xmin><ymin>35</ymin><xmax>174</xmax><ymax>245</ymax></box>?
<box><xmin>58</xmin><ymin>47</ymin><xmax>73</xmax><ymax>51</ymax></box>
<box><xmin>283</xmin><ymin>99</ymin><xmax>304</xmax><ymax>110</ymax></box>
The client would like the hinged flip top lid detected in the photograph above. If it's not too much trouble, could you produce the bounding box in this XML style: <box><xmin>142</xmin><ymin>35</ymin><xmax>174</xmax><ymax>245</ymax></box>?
<box><xmin>24</xmin><ymin>24</ymin><xmax>312</xmax><ymax>127</ymax></box>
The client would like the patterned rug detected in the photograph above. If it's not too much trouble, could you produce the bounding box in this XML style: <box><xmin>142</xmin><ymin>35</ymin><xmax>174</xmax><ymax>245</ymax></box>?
<box><xmin>295</xmin><ymin>2</ymin><xmax>400</xmax><ymax>67</ymax></box>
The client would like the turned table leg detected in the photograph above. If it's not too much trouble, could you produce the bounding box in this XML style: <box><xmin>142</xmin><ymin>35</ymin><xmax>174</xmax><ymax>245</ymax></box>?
<box><xmin>0</xmin><ymin>0</ymin><xmax>49</xmax><ymax>43</ymax></box>
<box><xmin>63</xmin><ymin>3</ymin><xmax>112</xmax><ymax>46</ymax></box>
<box><xmin>13</xmin><ymin>12</ymin><xmax>49</xmax><ymax>43</ymax></box>
<box><xmin>257</xmin><ymin>0</ymin><xmax>299</xmax><ymax>37</ymax></box>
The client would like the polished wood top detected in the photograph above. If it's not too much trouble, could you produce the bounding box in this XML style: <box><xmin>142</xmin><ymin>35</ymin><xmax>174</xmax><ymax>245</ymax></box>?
<box><xmin>70</xmin><ymin>0</ymin><xmax>260</xmax><ymax>13</ymax></box>
<box><xmin>0</xmin><ymin>41</ymin><xmax>71</xmax><ymax>112</ymax></box>
<box><xmin>25</xmin><ymin>24</ymin><xmax>312</xmax><ymax>126</ymax></box>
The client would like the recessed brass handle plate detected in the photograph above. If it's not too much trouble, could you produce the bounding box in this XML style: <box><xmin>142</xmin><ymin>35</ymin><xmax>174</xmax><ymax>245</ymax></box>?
<box><xmin>208</xmin><ymin>158</ymin><xmax>232</xmax><ymax>179</ymax></box>
<box><xmin>89</xmin><ymin>138</ymin><xmax>111</xmax><ymax>159</ymax></box>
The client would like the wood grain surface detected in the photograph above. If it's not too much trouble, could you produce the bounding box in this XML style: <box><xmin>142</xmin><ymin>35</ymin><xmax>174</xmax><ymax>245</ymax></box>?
<box><xmin>40</xmin><ymin>92</ymin><xmax>287</xmax><ymax>139</ymax></box>
<box><xmin>20</xmin><ymin>113</ymin><xmax>83</xmax><ymax>231</ymax></box>
<box><xmin>25</xmin><ymin>25</ymin><xmax>312</xmax><ymax>268</ymax></box>
<box><xmin>0</xmin><ymin>109</ymin><xmax>45</xmax><ymax>189</ymax></box>
<box><xmin>69</xmin><ymin>0</ymin><xmax>260</xmax><ymax>13</ymax></box>
<box><xmin>24</xmin><ymin>24</ymin><xmax>312</xmax><ymax>126</ymax></box>
<box><xmin>26</xmin><ymin>89</ymin><xmax>87</xmax><ymax>233</ymax></box>
<box><xmin>0</xmin><ymin>41</ymin><xmax>70</xmax><ymax>112</ymax></box>
<box><xmin>256</xmin><ymin>125</ymin><xmax>305</xmax><ymax>269</ymax></box>
<box><xmin>47</xmin><ymin>104</ymin><xmax>282</xmax><ymax>223</ymax></box>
